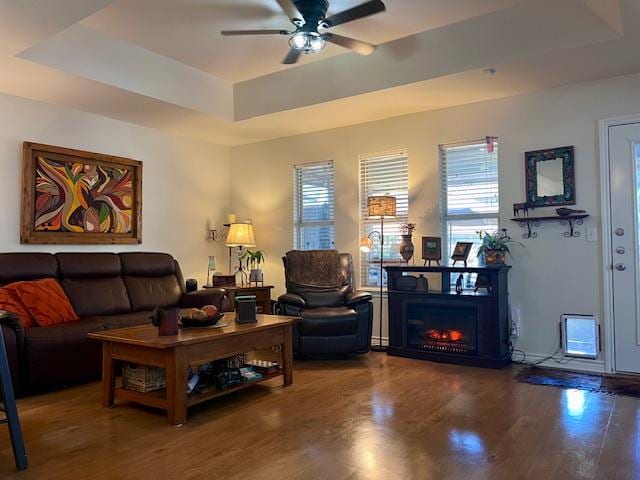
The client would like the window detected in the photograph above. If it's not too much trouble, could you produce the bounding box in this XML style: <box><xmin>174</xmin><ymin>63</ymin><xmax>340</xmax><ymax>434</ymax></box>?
<box><xmin>440</xmin><ymin>140</ymin><xmax>498</xmax><ymax>287</ymax></box>
<box><xmin>293</xmin><ymin>160</ymin><xmax>335</xmax><ymax>250</ymax></box>
<box><xmin>359</xmin><ymin>150</ymin><xmax>409</xmax><ymax>287</ymax></box>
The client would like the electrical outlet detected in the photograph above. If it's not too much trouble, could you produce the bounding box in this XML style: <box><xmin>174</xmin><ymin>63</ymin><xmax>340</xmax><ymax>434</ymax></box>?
<box><xmin>586</xmin><ymin>227</ymin><xmax>597</xmax><ymax>243</ymax></box>
<box><xmin>510</xmin><ymin>306</ymin><xmax>522</xmax><ymax>339</ymax></box>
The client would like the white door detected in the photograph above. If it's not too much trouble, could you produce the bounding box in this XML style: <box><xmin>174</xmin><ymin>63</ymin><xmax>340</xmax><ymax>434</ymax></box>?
<box><xmin>610</xmin><ymin>122</ymin><xmax>640</xmax><ymax>373</ymax></box>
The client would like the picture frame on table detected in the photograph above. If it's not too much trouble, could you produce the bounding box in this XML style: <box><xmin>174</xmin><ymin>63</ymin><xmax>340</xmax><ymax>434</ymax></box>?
<box><xmin>421</xmin><ymin>236</ymin><xmax>442</xmax><ymax>266</ymax></box>
<box><xmin>451</xmin><ymin>242</ymin><xmax>473</xmax><ymax>267</ymax></box>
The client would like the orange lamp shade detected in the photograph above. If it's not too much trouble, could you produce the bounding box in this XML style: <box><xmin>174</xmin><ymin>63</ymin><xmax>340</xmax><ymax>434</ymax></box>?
<box><xmin>360</xmin><ymin>237</ymin><xmax>373</xmax><ymax>253</ymax></box>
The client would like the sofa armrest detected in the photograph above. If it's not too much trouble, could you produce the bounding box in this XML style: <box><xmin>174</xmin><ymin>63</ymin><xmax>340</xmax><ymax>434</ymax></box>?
<box><xmin>179</xmin><ymin>289</ymin><xmax>232</xmax><ymax>312</ymax></box>
<box><xmin>0</xmin><ymin>313</ymin><xmax>26</xmax><ymax>395</ymax></box>
<box><xmin>277</xmin><ymin>293</ymin><xmax>306</xmax><ymax>308</ymax></box>
<box><xmin>345</xmin><ymin>291</ymin><xmax>373</xmax><ymax>307</ymax></box>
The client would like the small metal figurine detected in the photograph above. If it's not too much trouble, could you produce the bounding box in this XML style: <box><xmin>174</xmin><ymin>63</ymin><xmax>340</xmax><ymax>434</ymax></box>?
<box><xmin>455</xmin><ymin>274</ymin><xmax>464</xmax><ymax>295</ymax></box>
<box><xmin>513</xmin><ymin>202</ymin><xmax>534</xmax><ymax>218</ymax></box>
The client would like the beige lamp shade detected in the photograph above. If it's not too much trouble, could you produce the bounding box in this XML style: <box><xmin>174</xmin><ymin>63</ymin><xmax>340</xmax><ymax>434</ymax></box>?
<box><xmin>225</xmin><ymin>222</ymin><xmax>256</xmax><ymax>247</ymax></box>
<box><xmin>367</xmin><ymin>195</ymin><xmax>396</xmax><ymax>218</ymax></box>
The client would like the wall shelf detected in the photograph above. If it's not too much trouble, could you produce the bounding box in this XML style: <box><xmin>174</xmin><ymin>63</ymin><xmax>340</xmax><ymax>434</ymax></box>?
<box><xmin>510</xmin><ymin>214</ymin><xmax>589</xmax><ymax>239</ymax></box>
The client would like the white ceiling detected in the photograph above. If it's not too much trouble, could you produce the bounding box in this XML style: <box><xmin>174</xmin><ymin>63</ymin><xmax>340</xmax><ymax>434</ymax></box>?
<box><xmin>0</xmin><ymin>0</ymin><xmax>638</xmax><ymax>145</ymax></box>
<box><xmin>81</xmin><ymin>0</ymin><xmax>522</xmax><ymax>83</ymax></box>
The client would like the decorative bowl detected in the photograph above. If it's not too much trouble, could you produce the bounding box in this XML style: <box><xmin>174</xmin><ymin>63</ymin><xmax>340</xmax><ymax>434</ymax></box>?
<box><xmin>180</xmin><ymin>312</ymin><xmax>224</xmax><ymax>328</ymax></box>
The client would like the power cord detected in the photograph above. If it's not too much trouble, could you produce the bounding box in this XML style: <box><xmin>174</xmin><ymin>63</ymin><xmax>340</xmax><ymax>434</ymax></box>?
<box><xmin>509</xmin><ymin>342</ymin><xmax>573</xmax><ymax>366</ymax></box>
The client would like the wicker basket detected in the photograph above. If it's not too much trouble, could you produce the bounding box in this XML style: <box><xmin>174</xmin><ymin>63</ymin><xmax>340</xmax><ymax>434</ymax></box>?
<box><xmin>122</xmin><ymin>364</ymin><xmax>166</xmax><ymax>392</ymax></box>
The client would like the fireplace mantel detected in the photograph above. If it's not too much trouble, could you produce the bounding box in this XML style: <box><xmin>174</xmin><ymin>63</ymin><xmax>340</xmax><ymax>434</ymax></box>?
<box><xmin>385</xmin><ymin>265</ymin><xmax>511</xmax><ymax>368</ymax></box>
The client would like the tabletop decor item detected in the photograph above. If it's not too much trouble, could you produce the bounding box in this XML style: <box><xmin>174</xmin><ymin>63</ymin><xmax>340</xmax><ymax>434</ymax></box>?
<box><xmin>421</xmin><ymin>236</ymin><xmax>442</xmax><ymax>266</ymax></box>
<box><xmin>235</xmin><ymin>295</ymin><xmax>257</xmax><ymax>324</ymax></box>
<box><xmin>556</xmin><ymin>207</ymin><xmax>586</xmax><ymax>217</ymax></box>
<box><xmin>226</xmin><ymin>222</ymin><xmax>256</xmax><ymax>285</ymax></box>
<box><xmin>149</xmin><ymin>307</ymin><xmax>180</xmax><ymax>336</ymax></box>
<box><xmin>477</xmin><ymin>229</ymin><xmax>523</xmax><ymax>265</ymax></box>
<box><xmin>180</xmin><ymin>305</ymin><xmax>224</xmax><ymax>328</ymax></box>
<box><xmin>243</xmin><ymin>250</ymin><xmax>266</xmax><ymax>286</ymax></box>
<box><xmin>21</xmin><ymin>142</ymin><xmax>142</xmax><ymax>244</ymax></box>
<box><xmin>399</xmin><ymin>223</ymin><xmax>416</xmax><ymax>263</ymax></box>
<box><xmin>451</xmin><ymin>242</ymin><xmax>473</xmax><ymax>267</ymax></box>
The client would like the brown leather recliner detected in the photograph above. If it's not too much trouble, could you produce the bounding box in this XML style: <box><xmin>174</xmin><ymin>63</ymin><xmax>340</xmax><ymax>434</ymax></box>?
<box><xmin>277</xmin><ymin>250</ymin><xmax>373</xmax><ymax>356</ymax></box>
<box><xmin>0</xmin><ymin>252</ymin><xmax>231</xmax><ymax>395</ymax></box>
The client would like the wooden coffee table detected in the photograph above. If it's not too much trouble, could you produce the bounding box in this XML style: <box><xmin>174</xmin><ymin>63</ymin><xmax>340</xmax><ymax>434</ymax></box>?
<box><xmin>88</xmin><ymin>314</ymin><xmax>299</xmax><ymax>425</ymax></box>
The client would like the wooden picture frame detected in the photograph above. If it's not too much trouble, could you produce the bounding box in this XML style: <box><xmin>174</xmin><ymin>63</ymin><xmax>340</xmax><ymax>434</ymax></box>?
<box><xmin>421</xmin><ymin>236</ymin><xmax>442</xmax><ymax>265</ymax></box>
<box><xmin>451</xmin><ymin>242</ymin><xmax>473</xmax><ymax>267</ymax></box>
<box><xmin>21</xmin><ymin>142</ymin><xmax>142</xmax><ymax>244</ymax></box>
<box><xmin>525</xmin><ymin>146</ymin><xmax>575</xmax><ymax>207</ymax></box>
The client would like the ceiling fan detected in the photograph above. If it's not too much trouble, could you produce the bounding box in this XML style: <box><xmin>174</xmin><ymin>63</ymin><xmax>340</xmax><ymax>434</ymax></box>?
<box><xmin>221</xmin><ymin>0</ymin><xmax>386</xmax><ymax>64</ymax></box>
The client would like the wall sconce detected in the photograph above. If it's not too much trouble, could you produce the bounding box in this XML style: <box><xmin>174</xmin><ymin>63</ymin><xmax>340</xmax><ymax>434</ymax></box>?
<box><xmin>207</xmin><ymin>213</ymin><xmax>237</xmax><ymax>242</ymax></box>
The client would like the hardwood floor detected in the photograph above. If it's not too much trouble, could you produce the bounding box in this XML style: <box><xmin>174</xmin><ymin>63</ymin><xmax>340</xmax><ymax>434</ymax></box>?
<box><xmin>0</xmin><ymin>353</ymin><xmax>638</xmax><ymax>479</ymax></box>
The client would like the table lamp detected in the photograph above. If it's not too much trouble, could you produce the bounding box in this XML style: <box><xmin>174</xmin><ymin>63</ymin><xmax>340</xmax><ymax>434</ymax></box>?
<box><xmin>226</xmin><ymin>222</ymin><xmax>256</xmax><ymax>286</ymax></box>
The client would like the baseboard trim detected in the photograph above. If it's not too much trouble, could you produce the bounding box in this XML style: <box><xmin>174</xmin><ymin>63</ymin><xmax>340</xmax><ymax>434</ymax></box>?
<box><xmin>517</xmin><ymin>352</ymin><xmax>606</xmax><ymax>374</ymax></box>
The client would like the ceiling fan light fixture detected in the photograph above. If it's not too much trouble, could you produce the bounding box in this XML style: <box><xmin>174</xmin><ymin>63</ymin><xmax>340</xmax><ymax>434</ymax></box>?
<box><xmin>289</xmin><ymin>31</ymin><xmax>326</xmax><ymax>54</ymax></box>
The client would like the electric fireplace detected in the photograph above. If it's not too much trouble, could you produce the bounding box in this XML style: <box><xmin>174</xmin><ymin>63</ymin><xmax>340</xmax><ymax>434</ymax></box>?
<box><xmin>385</xmin><ymin>265</ymin><xmax>510</xmax><ymax>368</ymax></box>
<box><xmin>406</xmin><ymin>304</ymin><xmax>477</xmax><ymax>354</ymax></box>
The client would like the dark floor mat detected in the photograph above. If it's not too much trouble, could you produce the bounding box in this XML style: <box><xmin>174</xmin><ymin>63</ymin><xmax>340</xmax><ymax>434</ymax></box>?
<box><xmin>515</xmin><ymin>366</ymin><xmax>640</xmax><ymax>398</ymax></box>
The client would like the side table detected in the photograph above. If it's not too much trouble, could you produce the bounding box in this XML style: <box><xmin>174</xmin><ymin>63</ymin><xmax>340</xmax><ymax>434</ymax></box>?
<box><xmin>204</xmin><ymin>285</ymin><xmax>273</xmax><ymax>314</ymax></box>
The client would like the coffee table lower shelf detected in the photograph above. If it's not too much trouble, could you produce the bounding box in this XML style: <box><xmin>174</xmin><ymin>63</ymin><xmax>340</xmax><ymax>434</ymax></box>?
<box><xmin>113</xmin><ymin>370</ymin><xmax>283</xmax><ymax>410</ymax></box>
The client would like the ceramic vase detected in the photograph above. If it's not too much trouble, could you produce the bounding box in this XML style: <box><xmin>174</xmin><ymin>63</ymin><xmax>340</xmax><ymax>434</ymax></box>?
<box><xmin>400</xmin><ymin>234</ymin><xmax>414</xmax><ymax>263</ymax></box>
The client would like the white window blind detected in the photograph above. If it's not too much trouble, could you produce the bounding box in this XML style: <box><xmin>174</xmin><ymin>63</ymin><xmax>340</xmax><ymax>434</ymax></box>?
<box><xmin>293</xmin><ymin>160</ymin><xmax>335</xmax><ymax>250</ymax></box>
<box><xmin>440</xmin><ymin>140</ymin><xmax>499</xmax><ymax>283</ymax></box>
<box><xmin>359</xmin><ymin>150</ymin><xmax>409</xmax><ymax>287</ymax></box>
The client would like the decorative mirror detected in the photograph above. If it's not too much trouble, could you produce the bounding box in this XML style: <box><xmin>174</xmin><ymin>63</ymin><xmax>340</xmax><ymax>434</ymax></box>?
<box><xmin>525</xmin><ymin>146</ymin><xmax>575</xmax><ymax>206</ymax></box>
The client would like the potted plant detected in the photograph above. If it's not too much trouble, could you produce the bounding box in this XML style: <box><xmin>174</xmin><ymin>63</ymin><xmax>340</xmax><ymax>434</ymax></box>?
<box><xmin>244</xmin><ymin>250</ymin><xmax>266</xmax><ymax>283</ymax></box>
<box><xmin>399</xmin><ymin>223</ymin><xmax>417</xmax><ymax>263</ymax></box>
<box><xmin>477</xmin><ymin>229</ymin><xmax>523</xmax><ymax>265</ymax></box>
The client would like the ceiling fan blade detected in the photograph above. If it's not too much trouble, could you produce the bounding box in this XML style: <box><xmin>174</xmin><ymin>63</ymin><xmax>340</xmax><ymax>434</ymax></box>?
<box><xmin>324</xmin><ymin>0</ymin><xmax>385</xmax><ymax>28</ymax></box>
<box><xmin>282</xmin><ymin>48</ymin><xmax>302</xmax><ymax>65</ymax></box>
<box><xmin>324</xmin><ymin>33</ymin><xmax>376</xmax><ymax>55</ymax></box>
<box><xmin>275</xmin><ymin>0</ymin><xmax>304</xmax><ymax>23</ymax></box>
<box><xmin>221</xmin><ymin>29</ymin><xmax>290</xmax><ymax>36</ymax></box>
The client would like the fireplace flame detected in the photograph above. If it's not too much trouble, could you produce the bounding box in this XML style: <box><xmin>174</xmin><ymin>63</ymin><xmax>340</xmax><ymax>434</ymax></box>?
<box><xmin>425</xmin><ymin>328</ymin><xmax>464</xmax><ymax>342</ymax></box>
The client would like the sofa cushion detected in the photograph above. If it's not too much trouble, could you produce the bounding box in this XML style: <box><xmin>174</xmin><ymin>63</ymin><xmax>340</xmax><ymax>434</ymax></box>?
<box><xmin>24</xmin><ymin>319</ymin><xmax>105</xmax><ymax>391</ymax></box>
<box><xmin>13</xmin><ymin>279</ymin><xmax>79</xmax><ymax>327</ymax></box>
<box><xmin>299</xmin><ymin>307</ymin><xmax>357</xmax><ymax>336</ymax></box>
<box><xmin>0</xmin><ymin>253</ymin><xmax>58</xmax><ymax>287</ymax></box>
<box><xmin>61</xmin><ymin>278</ymin><xmax>131</xmax><ymax>317</ymax></box>
<box><xmin>124</xmin><ymin>275</ymin><xmax>182</xmax><ymax>312</ymax></box>
<box><xmin>85</xmin><ymin>311</ymin><xmax>152</xmax><ymax>330</ymax></box>
<box><xmin>0</xmin><ymin>284</ymin><xmax>35</xmax><ymax>328</ymax></box>
<box><xmin>56</xmin><ymin>253</ymin><xmax>122</xmax><ymax>278</ymax></box>
<box><xmin>120</xmin><ymin>253</ymin><xmax>176</xmax><ymax>277</ymax></box>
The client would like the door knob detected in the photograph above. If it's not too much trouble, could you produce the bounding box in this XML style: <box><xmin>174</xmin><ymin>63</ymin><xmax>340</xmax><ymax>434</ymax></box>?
<box><xmin>616</xmin><ymin>246</ymin><xmax>626</xmax><ymax>254</ymax></box>
<box><xmin>615</xmin><ymin>263</ymin><xmax>626</xmax><ymax>271</ymax></box>
<box><xmin>615</xmin><ymin>228</ymin><xmax>625</xmax><ymax>236</ymax></box>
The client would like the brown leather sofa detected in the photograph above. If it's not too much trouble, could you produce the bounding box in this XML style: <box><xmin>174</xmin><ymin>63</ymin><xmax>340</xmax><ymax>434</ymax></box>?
<box><xmin>0</xmin><ymin>252</ymin><xmax>230</xmax><ymax>396</ymax></box>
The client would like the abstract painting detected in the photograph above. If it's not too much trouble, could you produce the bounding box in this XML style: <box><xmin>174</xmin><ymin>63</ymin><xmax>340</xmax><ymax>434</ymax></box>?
<box><xmin>21</xmin><ymin>143</ymin><xmax>142</xmax><ymax>244</ymax></box>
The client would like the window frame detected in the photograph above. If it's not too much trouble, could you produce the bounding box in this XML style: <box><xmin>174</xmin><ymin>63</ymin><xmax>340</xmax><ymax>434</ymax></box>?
<box><xmin>293</xmin><ymin>160</ymin><xmax>335</xmax><ymax>251</ymax></box>
<box><xmin>359</xmin><ymin>149</ymin><xmax>409</xmax><ymax>289</ymax></box>
<box><xmin>439</xmin><ymin>140</ymin><xmax>500</xmax><ymax>262</ymax></box>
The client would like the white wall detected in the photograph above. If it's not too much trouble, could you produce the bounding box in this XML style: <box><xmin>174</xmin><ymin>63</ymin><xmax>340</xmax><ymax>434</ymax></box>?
<box><xmin>230</xmin><ymin>72</ymin><xmax>640</xmax><ymax>366</ymax></box>
<box><xmin>0</xmin><ymin>92</ymin><xmax>231</xmax><ymax>287</ymax></box>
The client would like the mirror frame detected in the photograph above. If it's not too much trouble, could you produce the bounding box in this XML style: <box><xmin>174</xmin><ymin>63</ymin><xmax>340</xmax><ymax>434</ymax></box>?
<box><xmin>525</xmin><ymin>146</ymin><xmax>575</xmax><ymax>207</ymax></box>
